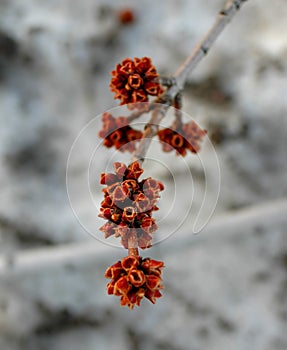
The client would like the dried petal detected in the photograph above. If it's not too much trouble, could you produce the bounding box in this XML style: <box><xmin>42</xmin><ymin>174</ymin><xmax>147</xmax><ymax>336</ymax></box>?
<box><xmin>121</xmin><ymin>255</ymin><xmax>139</xmax><ymax>271</ymax></box>
<box><xmin>112</xmin><ymin>185</ymin><xmax>128</xmax><ymax>203</ymax></box>
<box><xmin>114</xmin><ymin>276</ymin><xmax>131</xmax><ymax>296</ymax></box>
<box><xmin>126</xmin><ymin>161</ymin><xmax>144</xmax><ymax>180</ymax></box>
<box><xmin>114</xmin><ymin>162</ymin><xmax>127</xmax><ymax>177</ymax></box>
<box><xmin>100</xmin><ymin>173</ymin><xmax>119</xmax><ymax>185</ymax></box>
<box><xmin>146</xmin><ymin>274</ymin><xmax>161</xmax><ymax>289</ymax></box>
<box><xmin>122</xmin><ymin>206</ymin><xmax>137</xmax><ymax>222</ymax></box>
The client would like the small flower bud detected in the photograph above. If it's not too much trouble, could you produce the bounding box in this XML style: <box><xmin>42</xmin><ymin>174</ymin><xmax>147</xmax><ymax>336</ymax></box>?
<box><xmin>158</xmin><ymin>121</ymin><xmax>207</xmax><ymax>156</ymax></box>
<box><xmin>105</xmin><ymin>255</ymin><xmax>164</xmax><ymax>309</ymax></box>
<box><xmin>110</xmin><ymin>57</ymin><xmax>163</xmax><ymax>107</ymax></box>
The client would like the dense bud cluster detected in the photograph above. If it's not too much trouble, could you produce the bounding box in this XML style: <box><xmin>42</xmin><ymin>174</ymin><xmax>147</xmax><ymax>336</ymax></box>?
<box><xmin>110</xmin><ymin>57</ymin><xmax>163</xmax><ymax>106</ymax></box>
<box><xmin>105</xmin><ymin>255</ymin><xmax>164</xmax><ymax>309</ymax></box>
<box><xmin>158</xmin><ymin>120</ymin><xmax>207</xmax><ymax>156</ymax></box>
<box><xmin>99</xmin><ymin>161</ymin><xmax>164</xmax><ymax>249</ymax></box>
<box><xmin>98</xmin><ymin>112</ymin><xmax>142</xmax><ymax>152</ymax></box>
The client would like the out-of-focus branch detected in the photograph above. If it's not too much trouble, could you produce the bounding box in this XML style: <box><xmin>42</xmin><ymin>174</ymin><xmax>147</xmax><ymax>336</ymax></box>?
<box><xmin>1</xmin><ymin>198</ymin><xmax>286</xmax><ymax>277</ymax></box>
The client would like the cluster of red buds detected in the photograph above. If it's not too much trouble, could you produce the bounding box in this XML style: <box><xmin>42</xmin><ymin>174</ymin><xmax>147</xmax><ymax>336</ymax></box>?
<box><xmin>99</xmin><ymin>161</ymin><xmax>164</xmax><ymax>308</ymax></box>
<box><xmin>110</xmin><ymin>57</ymin><xmax>163</xmax><ymax>106</ymax></box>
<box><xmin>99</xmin><ymin>56</ymin><xmax>207</xmax><ymax>309</ymax></box>
<box><xmin>158</xmin><ymin>121</ymin><xmax>207</xmax><ymax>156</ymax></box>
<box><xmin>99</xmin><ymin>112</ymin><xmax>206</xmax><ymax>156</ymax></box>
<box><xmin>98</xmin><ymin>112</ymin><xmax>142</xmax><ymax>152</ymax></box>
<box><xmin>105</xmin><ymin>255</ymin><xmax>164</xmax><ymax>309</ymax></box>
<box><xmin>99</xmin><ymin>161</ymin><xmax>164</xmax><ymax>249</ymax></box>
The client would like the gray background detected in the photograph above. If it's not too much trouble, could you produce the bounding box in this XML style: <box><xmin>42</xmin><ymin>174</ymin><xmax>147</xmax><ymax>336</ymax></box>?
<box><xmin>0</xmin><ymin>0</ymin><xmax>287</xmax><ymax>349</ymax></box>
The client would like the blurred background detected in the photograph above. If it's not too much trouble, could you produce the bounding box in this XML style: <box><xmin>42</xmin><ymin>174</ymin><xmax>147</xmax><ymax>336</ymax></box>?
<box><xmin>0</xmin><ymin>0</ymin><xmax>287</xmax><ymax>349</ymax></box>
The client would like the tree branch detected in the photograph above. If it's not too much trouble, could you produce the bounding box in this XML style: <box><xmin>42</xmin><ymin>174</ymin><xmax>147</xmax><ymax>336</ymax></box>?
<box><xmin>132</xmin><ymin>0</ymin><xmax>248</xmax><ymax>164</ymax></box>
<box><xmin>172</xmin><ymin>0</ymin><xmax>249</xmax><ymax>93</ymax></box>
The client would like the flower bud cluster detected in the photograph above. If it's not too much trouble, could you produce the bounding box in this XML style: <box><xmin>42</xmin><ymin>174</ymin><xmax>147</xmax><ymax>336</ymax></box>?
<box><xmin>98</xmin><ymin>112</ymin><xmax>142</xmax><ymax>152</ymax></box>
<box><xmin>99</xmin><ymin>114</ymin><xmax>206</xmax><ymax>156</ymax></box>
<box><xmin>158</xmin><ymin>120</ymin><xmax>207</xmax><ymax>156</ymax></box>
<box><xmin>105</xmin><ymin>255</ymin><xmax>164</xmax><ymax>309</ymax></box>
<box><xmin>110</xmin><ymin>57</ymin><xmax>163</xmax><ymax>106</ymax></box>
<box><xmin>99</xmin><ymin>161</ymin><xmax>164</xmax><ymax>249</ymax></box>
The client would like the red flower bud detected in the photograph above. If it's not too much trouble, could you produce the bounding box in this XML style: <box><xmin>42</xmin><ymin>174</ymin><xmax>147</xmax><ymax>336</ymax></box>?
<box><xmin>99</xmin><ymin>162</ymin><xmax>164</xmax><ymax>249</ymax></box>
<box><xmin>110</xmin><ymin>57</ymin><xmax>163</xmax><ymax>107</ymax></box>
<box><xmin>122</xmin><ymin>206</ymin><xmax>137</xmax><ymax>222</ymax></box>
<box><xmin>105</xmin><ymin>255</ymin><xmax>164</xmax><ymax>309</ymax></box>
<box><xmin>99</xmin><ymin>113</ymin><xmax>143</xmax><ymax>153</ymax></box>
<box><xmin>118</xmin><ymin>8</ymin><xmax>135</xmax><ymax>25</ymax></box>
<box><xmin>121</xmin><ymin>255</ymin><xmax>139</xmax><ymax>271</ymax></box>
<box><xmin>128</xmin><ymin>269</ymin><xmax>146</xmax><ymax>287</ymax></box>
<box><xmin>126</xmin><ymin>161</ymin><xmax>144</xmax><ymax>180</ymax></box>
<box><xmin>100</xmin><ymin>173</ymin><xmax>119</xmax><ymax>185</ymax></box>
<box><xmin>114</xmin><ymin>276</ymin><xmax>131</xmax><ymax>296</ymax></box>
<box><xmin>114</xmin><ymin>162</ymin><xmax>127</xmax><ymax>177</ymax></box>
<box><xmin>158</xmin><ymin>121</ymin><xmax>207</xmax><ymax>156</ymax></box>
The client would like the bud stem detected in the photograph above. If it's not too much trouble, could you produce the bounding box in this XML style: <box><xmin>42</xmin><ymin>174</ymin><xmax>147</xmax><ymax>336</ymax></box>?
<box><xmin>128</xmin><ymin>230</ymin><xmax>139</xmax><ymax>256</ymax></box>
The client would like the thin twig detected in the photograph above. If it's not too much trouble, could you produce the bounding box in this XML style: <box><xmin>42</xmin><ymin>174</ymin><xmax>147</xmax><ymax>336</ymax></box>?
<box><xmin>132</xmin><ymin>0</ymin><xmax>248</xmax><ymax>163</ymax></box>
<box><xmin>127</xmin><ymin>231</ymin><xmax>139</xmax><ymax>256</ymax></box>
<box><xmin>127</xmin><ymin>103</ymin><xmax>156</xmax><ymax>122</ymax></box>
<box><xmin>172</xmin><ymin>0</ymin><xmax>249</xmax><ymax>93</ymax></box>
<box><xmin>173</xmin><ymin>93</ymin><xmax>183</xmax><ymax>127</ymax></box>
<box><xmin>132</xmin><ymin>104</ymin><xmax>168</xmax><ymax>163</ymax></box>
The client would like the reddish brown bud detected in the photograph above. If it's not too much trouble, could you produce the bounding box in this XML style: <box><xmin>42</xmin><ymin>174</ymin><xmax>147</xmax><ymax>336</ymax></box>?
<box><xmin>135</xmin><ymin>194</ymin><xmax>151</xmax><ymax>212</ymax></box>
<box><xmin>99</xmin><ymin>114</ymin><xmax>142</xmax><ymax>153</ymax></box>
<box><xmin>122</xmin><ymin>206</ymin><xmax>137</xmax><ymax>222</ymax></box>
<box><xmin>126</xmin><ymin>161</ymin><xmax>144</xmax><ymax>180</ymax></box>
<box><xmin>171</xmin><ymin>134</ymin><xmax>184</xmax><ymax>148</ymax></box>
<box><xmin>99</xmin><ymin>207</ymin><xmax>112</xmax><ymax>220</ymax></box>
<box><xmin>107</xmin><ymin>281</ymin><xmax>116</xmax><ymax>295</ymax></box>
<box><xmin>141</xmin><ymin>258</ymin><xmax>164</xmax><ymax>271</ymax></box>
<box><xmin>121</xmin><ymin>255</ymin><xmax>140</xmax><ymax>271</ymax></box>
<box><xmin>100</xmin><ymin>173</ymin><xmax>119</xmax><ymax>185</ymax></box>
<box><xmin>99</xmin><ymin>161</ymin><xmax>164</xmax><ymax>250</ymax></box>
<box><xmin>128</xmin><ymin>269</ymin><xmax>145</xmax><ymax>287</ymax></box>
<box><xmin>105</xmin><ymin>260</ymin><xmax>123</xmax><ymax>279</ymax></box>
<box><xmin>110</xmin><ymin>57</ymin><xmax>163</xmax><ymax>107</ymax></box>
<box><xmin>145</xmin><ymin>288</ymin><xmax>162</xmax><ymax>304</ymax></box>
<box><xmin>105</xmin><ymin>255</ymin><xmax>164</xmax><ymax>309</ymax></box>
<box><xmin>100</xmin><ymin>196</ymin><xmax>112</xmax><ymax>208</ymax></box>
<box><xmin>158</xmin><ymin>121</ymin><xmax>207</xmax><ymax>156</ymax></box>
<box><xmin>118</xmin><ymin>8</ymin><xmax>135</xmax><ymax>25</ymax></box>
<box><xmin>114</xmin><ymin>162</ymin><xmax>127</xmax><ymax>177</ymax></box>
<box><xmin>112</xmin><ymin>185</ymin><xmax>128</xmax><ymax>203</ymax></box>
<box><xmin>128</xmin><ymin>74</ymin><xmax>143</xmax><ymax>89</ymax></box>
<box><xmin>144</xmin><ymin>81</ymin><xmax>161</xmax><ymax>95</ymax></box>
<box><xmin>146</xmin><ymin>275</ymin><xmax>162</xmax><ymax>289</ymax></box>
<box><xmin>126</xmin><ymin>129</ymin><xmax>143</xmax><ymax>142</ymax></box>
<box><xmin>114</xmin><ymin>276</ymin><xmax>131</xmax><ymax>296</ymax></box>
<box><xmin>99</xmin><ymin>222</ymin><xmax>116</xmax><ymax>238</ymax></box>
<box><xmin>122</xmin><ymin>179</ymin><xmax>138</xmax><ymax>193</ymax></box>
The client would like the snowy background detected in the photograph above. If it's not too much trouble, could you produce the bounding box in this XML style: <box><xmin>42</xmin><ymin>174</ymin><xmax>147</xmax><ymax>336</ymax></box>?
<box><xmin>0</xmin><ymin>0</ymin><xmax>287</xmax><ymax>349</ymax></box>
